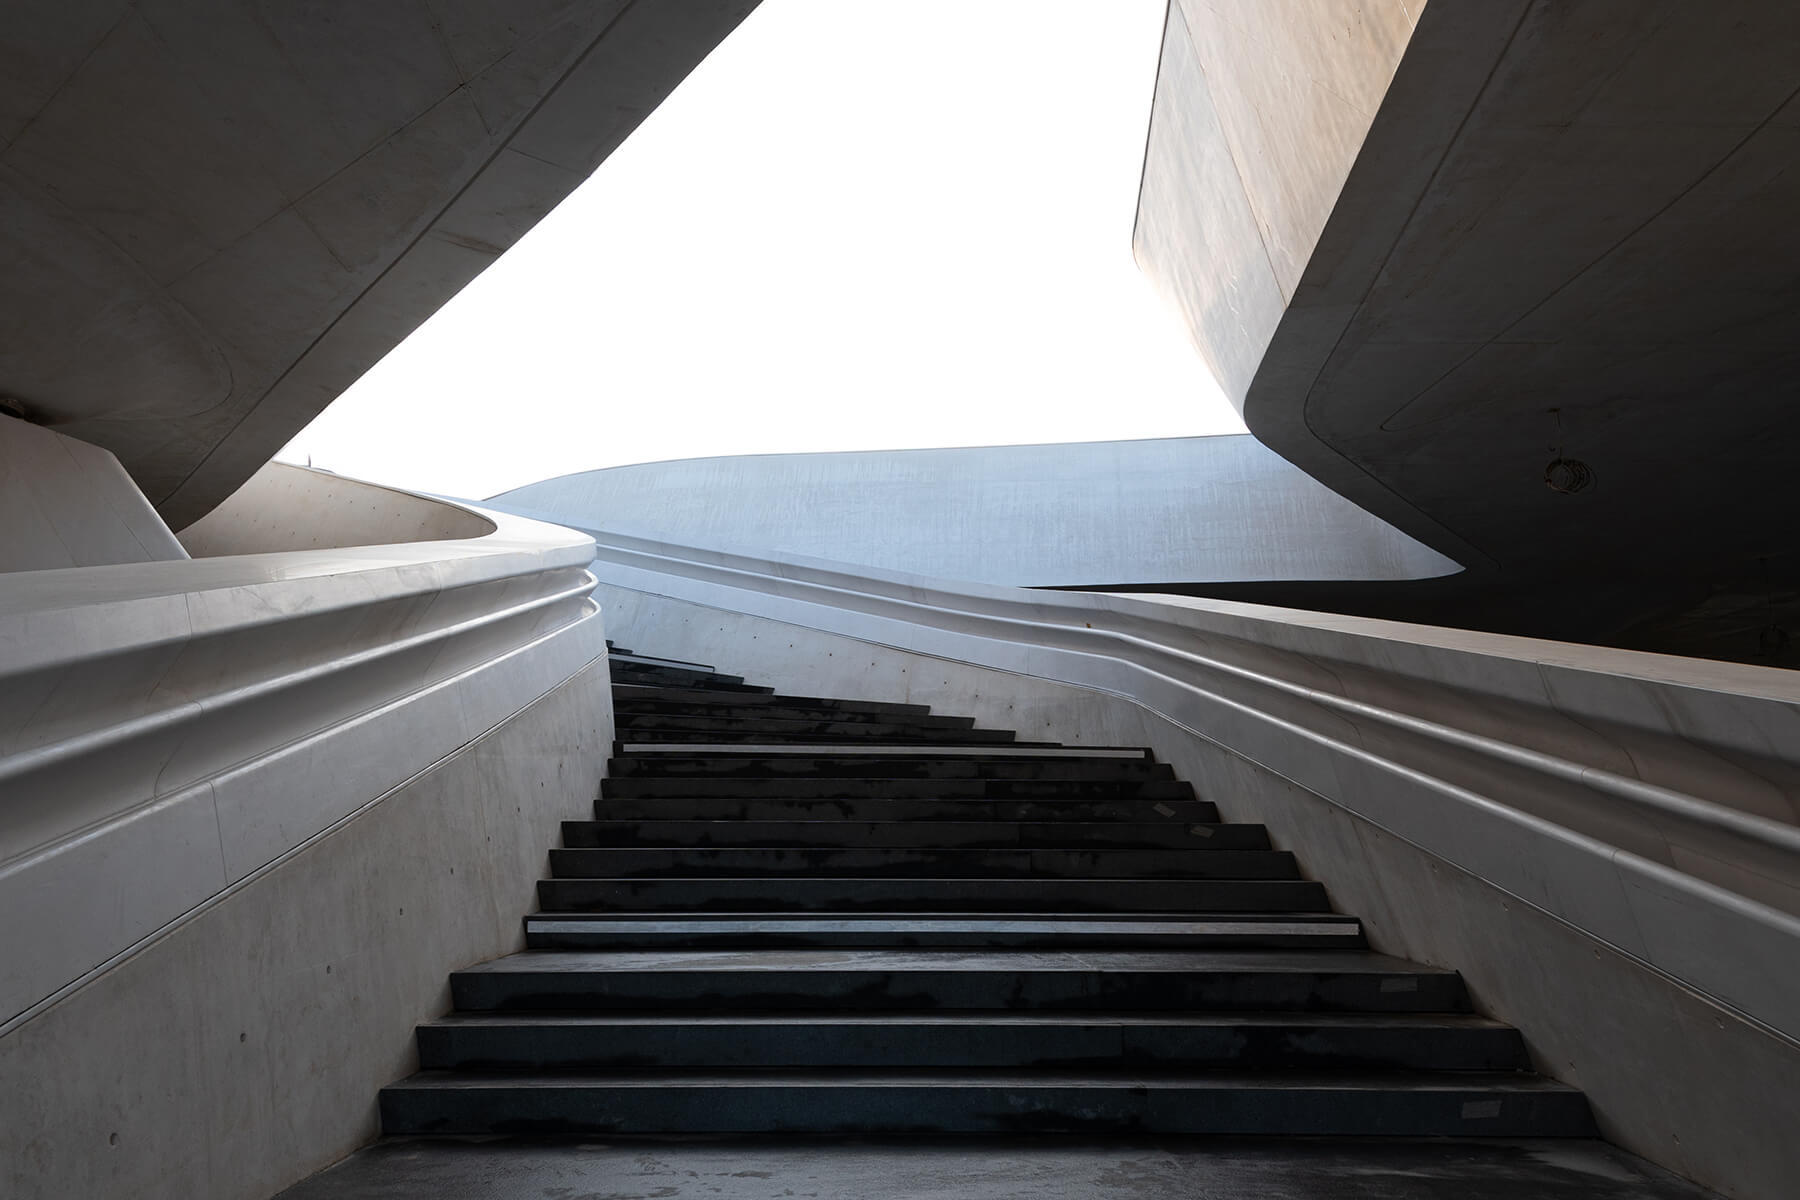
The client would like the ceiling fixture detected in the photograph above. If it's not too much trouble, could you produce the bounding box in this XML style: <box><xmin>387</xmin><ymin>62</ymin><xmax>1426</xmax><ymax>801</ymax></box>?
<box><xmin>1543</xmin><ymin>408</ymin><xmax>1594</xmax><ymax>494</ymax></box>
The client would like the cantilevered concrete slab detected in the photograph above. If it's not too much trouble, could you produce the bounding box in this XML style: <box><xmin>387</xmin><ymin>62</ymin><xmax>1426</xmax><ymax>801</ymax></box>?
<box><xmin>0</xmin><ymin>0</ymin><xmax>759</xmax><ymax>528</ymax></box>
<box><xmin>1136</xmin><ymin>0</ymin><xmax>1800</xmax><ymax>663</ymax></box>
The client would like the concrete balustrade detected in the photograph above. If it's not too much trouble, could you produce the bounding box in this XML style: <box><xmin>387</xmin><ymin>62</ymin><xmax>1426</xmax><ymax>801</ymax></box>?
<box><xmin>0</xmin><ymin>470</ymin><xmax>605</xmax><ymax>1028</ymax></box>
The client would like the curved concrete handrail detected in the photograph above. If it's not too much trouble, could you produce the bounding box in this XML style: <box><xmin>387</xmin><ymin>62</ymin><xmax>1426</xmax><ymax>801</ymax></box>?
<box><xmin>0</xmin><ymin>495</ymin><xmax>604</xmax><ymax>1028</ymax></box>
<box><xmin>576</xmin><ymin>526</ymin><xmax>1800</xmax><ymax>1042</ymax></box>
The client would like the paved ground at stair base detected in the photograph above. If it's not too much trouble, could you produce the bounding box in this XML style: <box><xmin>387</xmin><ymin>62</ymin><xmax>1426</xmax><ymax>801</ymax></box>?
<box><xmin>277</xmin><ymin>1136</ymin><xmax>1715</xmax><ymax>1198</ymax></box>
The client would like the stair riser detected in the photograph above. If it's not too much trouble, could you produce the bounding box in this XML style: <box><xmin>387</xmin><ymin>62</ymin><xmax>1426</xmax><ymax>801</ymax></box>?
<box><xmin>523</xmin><ymin>929</ymin><xmax>1363</xmax><ymax>950</ymax></box>
<box><xmin>607</xmin><ymin>757</ymin><xmax>1168</xmax><ymax>780</ymax></box>
<box><xmin>615</xmin><ymin>722</ymin><xmax>1017</xmax><ymax>742</ymax></box>
<box><xmin>536</xmin><ymin>878</ymin><xmax>1327</xmax><ymax>914</ymax></box>
<box><xmin>562</xmin><ymin>820</ymin><xmax>1268</xmax><ymax>850</ymax></box>
<box><xmin>380</xmin><ymin>1082</ymin><xmax>1592</xmax><ymax>1137</ymax></box>
<box><xmin>448</xmin><ymin>968</ymin><xmax>1459</xmax><ymax>1013</ymax></box>
<box><xmin>616</xmin><ymin>704</ymin><xmax>975</xmax><ymax>728</ymax></box>
<box><xmin>612</xmin><ymin>684</ymin><xmax>929</xmax><ymax>716</ymax></box>
<box><xmin>615</xmin><ymin>710</ymin><xmax>975</xmax><ymax>729</ymax></box>
<box><xmin>546</xmin><ymin>848</ymin><xmax>1300</xmax><ymax>881</ymax></box>
<box><xmin>416</xmin><ymin>1022</ymin><xmax>1529</xmax><ymax>1072</ymax></box>
<box><xmin>592</xmin><ymin>799</ymin><xmax>1221</xmax><ymax>823</ymax></box>
<box><xmin>601</xmin><ymin>779</ymin><xmax>1196</xmax><ymax>801</ymax></box>
<box><xmin>610</xmin><ymin>669</ymin><xmax>769</xmax><ymax>692</ymax></box>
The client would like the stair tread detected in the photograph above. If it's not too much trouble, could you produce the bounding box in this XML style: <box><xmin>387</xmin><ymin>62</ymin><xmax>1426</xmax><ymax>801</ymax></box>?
<box><xmin>524</xmin><ymin>914</ymin><xmax>1356</xmax><ymax>929</ymax></box>
<box><xmin>616</xmin><ymin>745</ymin><xmax>1142</xmax><ymax>759</ymax></box>
<box><xmin>456</xmin><ymin>948</ymin><xmax>1450</xmax><ymax>975</ymax></box>
<box><xmin>387</xmin><ymin>1068</ymin><xmax>1577</xmax><ymax>1091</ymax></box>
<box><xmin>419</xmin><ymin>1011</ymin><xmax>1509</xmax><ymax>1029</ymax></box>
<box><xmin>611</xmin><ymin>683</ymin><xmax>932</xmax><ymax>714</ymax></box>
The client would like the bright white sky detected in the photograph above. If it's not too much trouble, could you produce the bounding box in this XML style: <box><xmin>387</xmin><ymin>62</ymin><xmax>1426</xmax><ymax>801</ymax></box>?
<box><xmin>278</xmin><ymin>0</ymin><xmax>1241</xmax><ymax>500</ymax></box>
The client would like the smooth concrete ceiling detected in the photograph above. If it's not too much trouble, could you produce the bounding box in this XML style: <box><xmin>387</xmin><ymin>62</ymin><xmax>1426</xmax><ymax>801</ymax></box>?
<box><xmin>0</xmin><ymin>0</ymin><xmax>759</xmax><ymax>528</ymax></box>
<box><xmin>1137</xmin><ymin>0</ymin><xmax>1800</xmax><ymax>663</ymax></box>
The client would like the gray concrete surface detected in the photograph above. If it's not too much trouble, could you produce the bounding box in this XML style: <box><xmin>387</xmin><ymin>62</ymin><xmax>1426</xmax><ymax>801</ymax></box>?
<box><xmin>276</xmin><ymin>1136</ymin><xmax>1716</xmax><ymax>1199</ymax></box>
<box><xmin>180</xmin><ymin>462</ymin><xmax>493</xmax><ymax>555</ymax></box>
<box><xmin>487</xmin><ymin>436</ymin><xmax>1458</xmax><ymax>588</ymax></box>
<box><xmin>0</xmin><ymin>659</ymin><xmax>613</xmax><ymax>1200</ymax></box>
<box><xmin>0</xmin><ymin>412</ymin><xmax>186</xmax><ymax>570</ymax></box>
<box><xmin>1135</xmin><ymin>0</ymin><xmax>1800</xmax><ymax>663</ymax></box>
<box><xmin>0</xmin><ymin>1</ymin><xmax>760</xmax><ymax>527</ymax></box>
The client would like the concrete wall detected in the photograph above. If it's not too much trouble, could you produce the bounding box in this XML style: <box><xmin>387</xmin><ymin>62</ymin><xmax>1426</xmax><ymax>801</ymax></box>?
<box><xmin>0</xmin><ymin>656</ymin><xmax>611</xmax><ymax>1200</ymax></box>
<box><xmin>0</xmin><ymin>413</ymin><xmax>186</xmax><ymax>571</ymax></box>
<box><xmin>180</xmin><ymin>462</ymin><xmax>492</xmax><ymax>556</ymax></box>
<box><xmin>1134</xmin><ymin>0</ymin><xmax>1800</xmax><ymax>662</ymax></box>
<box><xmin>1133</xmin><ymin>0</ymin><xmax>1419</xmax><ymax>403</ymax></box>
<box><xmin>592</xmin><ymin>572</ymin><xmax>1798</xmax><ymax>1200</ymax></box>
<box><xmin>0</xmin><ymin>1</ymin><xmax>761</xmax><ymax>526</ymax></box>
<box><xmin>490</xmin><ymin>436</ymin><xmax>1458</xmax><ymax>587</ymax></box>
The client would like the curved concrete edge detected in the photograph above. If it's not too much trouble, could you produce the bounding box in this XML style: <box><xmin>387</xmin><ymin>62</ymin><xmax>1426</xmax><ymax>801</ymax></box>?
<box><xmin>0</xmin><ymin>472</ymin><xmax>605</xmax><ymax>1026</ymax></box>
<box><xmin>577</xmin><ymin>528</ymin><xmax>1800</xmax><ymax>1047</ymax></box>
<box><xmin>179</xmin><ymin>461</ymin><xmax>496</xmax><ymax>555</ymax></box>
<box><xmin>484</xmin><ymin>436</ymin><xmax>1464</xmax><ymax>589</ymax></box>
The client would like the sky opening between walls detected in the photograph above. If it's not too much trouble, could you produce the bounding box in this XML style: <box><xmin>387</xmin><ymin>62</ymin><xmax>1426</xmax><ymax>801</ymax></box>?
<box><xmin>278</xmin><ymin>0</ymin><xmax>1240</xmax><ymax>500</ymax></box>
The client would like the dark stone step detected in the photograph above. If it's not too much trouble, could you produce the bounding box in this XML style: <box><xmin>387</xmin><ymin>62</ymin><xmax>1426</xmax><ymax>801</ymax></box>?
<box><xmin>608</xmin><ymin>666</ymin><xmax>764</xmax><ymax>690</ymax></box>
<box><xmin>562</xmin><ymin>818</ymin><xmax>1268</xmax><ymax>850</ymax></box>
<box><xmin>600</xmin><ymin>777</ymin><xmax>1195</xmax><ymax>801</ymax></box>
<box><xmin>415</xmin><ymin>1011</ymin><xmax>1528</xmax><ymax>1072</ymax></box>
<box><xmin>614</xmin><ymin>724</ymin><xmax>1023</xmax><ymax>744</ymax></box>
<box><xmin>534</xmin><ymin>876</ymin><xmax>1329</xmax><ymax>915</ymax></box>
<box><xmin>608</xmin><ymin>652</ymin><xmax>717</xmax><ymax>672</ymax></box>
<box><xmin>612</xmin><ymin>683</ymin><xmax>930</xmax><ymax>716</ymax></box>
<box><xmin>592</xmin><ymin>797</ymin><xmax>1220</xmax><ymax>824</ymax></box>
<box><xmin>615</xmin><ymin>702</ymin><xmax>977</xmax><ymax>729</ymax></box>
<box><xmin>614</xmin><ymin>713</ymin><xmax>999</xmax><ymax>738</ymax></box>
<box><xmin>546</xmin><ymin>847</ymin><xmax>1301</xmax><ymax>881</ymax></box>
<box><xmin>521</xmin><ymin>913</ymin><xmax>1366</xmax><ymax>951</ymax></box>
<box><xmin>448</xmin><ymin>949</ymin><xmax>1466</xmax><ymax>1014</ymax></box>
<box><xmin>606</xmin><ymin>753</ymin><xmax>1166</xmax><ymax>780</ymax></box>
<box><xmin>380</xmin><ymin>1069</ymin><xmax>1593</xmax><ymax>1136</ymax></box>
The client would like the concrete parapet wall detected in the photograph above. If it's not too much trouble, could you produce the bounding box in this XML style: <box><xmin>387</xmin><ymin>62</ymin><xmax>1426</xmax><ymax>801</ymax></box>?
<box><xmin>0</xmin><ymin>473</ymin><xmax>603</xmax><ymax>1027</ymax></box>
<box><xmin>180</xmin><ymin>461</ymin><xmax>493</xmax><ymax>555</ymax></box>
<box><xmin>0</xmin><ymin>659</ymin><xmax>611</xmax><ymax>1200</ymax></box>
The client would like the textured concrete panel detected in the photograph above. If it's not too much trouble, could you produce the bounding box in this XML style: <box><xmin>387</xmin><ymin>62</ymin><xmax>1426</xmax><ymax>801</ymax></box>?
<box><xmin>0</xmin><ymin>414</ymin><xmax>186</xmax><ymax>571</ymax></box>
<box><xmin>489</xmin><ymin>436</ymin><xmax>1459</xmax><ymax>588</ymax></box>
<box><xmin>0</xmin><ymin>660</ymin><xmax>612</xmax><ymax>1200</ymax></box>
<box><xmin>1135</xmin><ymin>0</ymin><xmax>1416</xmax><ymax>401</ymax></box>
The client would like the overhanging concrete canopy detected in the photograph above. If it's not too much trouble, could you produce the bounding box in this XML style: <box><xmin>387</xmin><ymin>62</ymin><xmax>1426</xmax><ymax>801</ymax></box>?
<box><xmin>1137</xmin><ymin>0</ymin><xmax>1800</xmax><ymax>659</ymax></box>
<box><xmin>0</xmin><ymin>0</ymin><xmax>759</xmax><ymax>528</ymax></box>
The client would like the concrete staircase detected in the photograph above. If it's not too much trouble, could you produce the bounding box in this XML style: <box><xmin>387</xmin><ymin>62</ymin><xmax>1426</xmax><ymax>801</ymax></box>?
<box><xmin>379</xmin><ymin>647</ymin><xmax>1594</xmax><ymax>1136</ymax></box>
